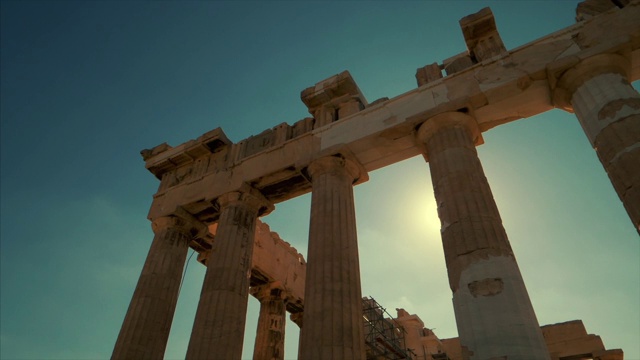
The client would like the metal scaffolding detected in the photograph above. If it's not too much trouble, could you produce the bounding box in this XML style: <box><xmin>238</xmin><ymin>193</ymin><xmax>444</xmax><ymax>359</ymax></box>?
<box><xmin>362</xmin><ymin>296</ymin><xmax>412</xmax><ymax>360</ymax></box>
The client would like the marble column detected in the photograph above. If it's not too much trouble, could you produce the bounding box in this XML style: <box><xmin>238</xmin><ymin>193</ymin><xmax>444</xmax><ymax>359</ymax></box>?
<box><xmin>186</xmin><ymin>188</ymin><xmax>271</xmax><ymax>360</ymax></box>
<box><xmin>299</xmin><ymin>156</ymin><xmax>366</xmax><ymax>360</ymax></box>
<box><xmin>290</xmin><ymin>312</ymin><xmax>304</xmax><ymax>360</ymax></box>
<box><xmin>555</xmin><ymin>54</ymin><xmax>640</xmax><ymax>233</ymax></box>
<box><xmin>252</xmin><ymin>284</ymin><xmax>287</xmax><ymax>360</ymax></box>
<box><xmin>416</xmin><ymin>112</ymin><xmax>549</xmax><ymax>360</ymax></box>
<box><xmin>112</xmin><ymin>216</ymin><xmax>194</xmax><ymax>360</ymax></box>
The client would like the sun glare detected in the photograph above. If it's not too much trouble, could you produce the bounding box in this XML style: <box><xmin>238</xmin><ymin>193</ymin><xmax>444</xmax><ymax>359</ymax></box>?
<box><xmin>409</xmin><ymin>188</ymin><xmax>441</xmax><ymax>237</ymax></box>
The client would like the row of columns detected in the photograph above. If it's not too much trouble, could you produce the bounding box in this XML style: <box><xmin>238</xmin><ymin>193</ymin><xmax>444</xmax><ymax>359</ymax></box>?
<box><xmin>113</xmin><ymin>54</ymin><xmax>639</xmax><ymax>360</ymax></box>
<box><xmin>111</xmin><ymin>155</ymin><xmax>367</xmax><ymax>360</ymax></box>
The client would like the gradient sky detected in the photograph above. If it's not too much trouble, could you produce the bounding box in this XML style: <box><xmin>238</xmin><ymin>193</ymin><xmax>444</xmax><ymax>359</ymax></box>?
<box><xmin>1</xmin><ymin>1</ymin><xmax>638</xmax><ymax>359</ymax></box>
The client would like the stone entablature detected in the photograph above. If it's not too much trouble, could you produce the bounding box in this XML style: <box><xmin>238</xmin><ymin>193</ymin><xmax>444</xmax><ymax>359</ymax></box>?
<box><xmin>140</xmin><ymin>3</ymin><xmax>639</xmax><ymax>227</ymax></box>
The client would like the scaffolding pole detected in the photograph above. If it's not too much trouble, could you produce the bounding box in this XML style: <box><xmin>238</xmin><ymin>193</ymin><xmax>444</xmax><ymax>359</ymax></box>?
<box><xmin>362</xmin><ymin>296</ymin><xmax>411</xmax><ymax>360</ymax></box>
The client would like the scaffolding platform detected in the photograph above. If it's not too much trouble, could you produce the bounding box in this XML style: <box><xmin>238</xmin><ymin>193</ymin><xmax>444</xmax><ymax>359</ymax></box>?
<box><xmin>362</xmin><ymin>296</ymin><xmax>412</xmax><ymax>360</ymax></box>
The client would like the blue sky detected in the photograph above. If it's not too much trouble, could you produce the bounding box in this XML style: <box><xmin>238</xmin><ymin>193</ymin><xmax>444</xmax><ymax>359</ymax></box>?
<box><xmin>1</xmin><ymin>1</ymin><xmax>638</xmax><ymax>359</ymax></box>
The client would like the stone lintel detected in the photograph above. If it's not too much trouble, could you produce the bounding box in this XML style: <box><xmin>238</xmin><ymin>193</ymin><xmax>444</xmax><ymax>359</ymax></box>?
<box><xmin>144</xmin><ymin>4</ymin><xmax>639</xmax><ymax>221</ymax></box>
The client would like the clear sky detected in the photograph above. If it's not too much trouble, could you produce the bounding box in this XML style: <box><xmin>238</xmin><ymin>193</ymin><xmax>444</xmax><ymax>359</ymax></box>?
<box><xmin>1</xmin><ymin>1</ymin><xmax>638</xmax><ymax>359</ymax></box>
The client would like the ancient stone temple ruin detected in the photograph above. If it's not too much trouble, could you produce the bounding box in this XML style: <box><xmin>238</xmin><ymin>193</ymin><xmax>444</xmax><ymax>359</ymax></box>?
<box><xmin>112</xmin><ymin>0</ymin><xmax>639</xmax><ymax>359</ymax></box>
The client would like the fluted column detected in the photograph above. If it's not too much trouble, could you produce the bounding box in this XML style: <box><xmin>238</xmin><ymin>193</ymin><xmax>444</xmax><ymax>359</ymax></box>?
<box><xmin>252</xmin><ymin>284</ymin><xmax>287</xmax><ymax>360</ymax></box>
<box><xmin>112</xmin><ymin>216</ymin><xmax>194</xmax><ymax>360</ymax></box>
<box><xmin>555</xmin><ymin>54</ymin><xmax>640</xmax><ymax>233</ymax></box>
<box><xmin>416</xmin><ymin>112</ymin><xmax>549</xmax><ymax>360</ymax></box>
<box><xmin>186</xmin><ymin>188</ymin><xmax>272</xmax><ymax>360</ymax></box>
<box><xmin>299</xmin><ymin>156</ymin><xmax>366</xmax><ymax>360</ymax></box>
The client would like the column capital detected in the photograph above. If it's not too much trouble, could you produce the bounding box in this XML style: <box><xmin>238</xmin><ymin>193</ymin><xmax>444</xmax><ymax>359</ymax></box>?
<box><xmin>552</xmin><ymin>53</ymin><xmax>631</xmax><ymax>111</ymax></box>
<box><xmin>250</xmin><ymin>282</ymin><xmax>287</xmax><ymax>303</ymax></box>
<box><xmin>151</xmin><ymin>215</ymin><xmax>198</xmax><ymax>237</ymax></box>
<box><xmin>307</xmin><ymin>155</ymin><xmax>363</xmax><ymax>184</ymax></box>
<box><xmin>217</xmin><ymin>185</ymin><xmax>274</xmax><ymax>217</ymax></box>
<box><xmin>151</xmin><ymin>208</ymin><xmax>212</xmax><ymax>241</ymax></box>
<box><xmin>416</xmin><ymin>111</ymin><xmax>482</xmax><ymax>146</ymax></box>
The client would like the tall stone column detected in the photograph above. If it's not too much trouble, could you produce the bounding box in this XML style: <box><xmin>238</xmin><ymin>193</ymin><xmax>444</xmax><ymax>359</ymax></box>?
<box><xmin>416</xmin><ymin>112</ymin><xmax>549</xmax><ymax>360</ymax></box>
<box><xmin>186</xmin><ymin>188</ymin><xmax>272</xmax><ymax>360</ymax></box>
<box><xmin>290</xmin><ymin>312</ymin><xmax>304</xmax><ymax>360</ymax></box>
<box><xmin>299</xmin><ymin>156</ymin><xmax>366</xmax><ymax>360</ymax></box>
<box><xmin>112</xmin><ymin>216</ymin><xmax>194</xmax><ymax>360</ymax></box>
<box><xmin>554</xmin><ymin>54</ymin><xmax>640</xmax><ymax>233</ymax></box>
<box><xmin>252</xmin><ymin>284</ymin><xmax>287</xmax><ymax>360</ymax></box>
